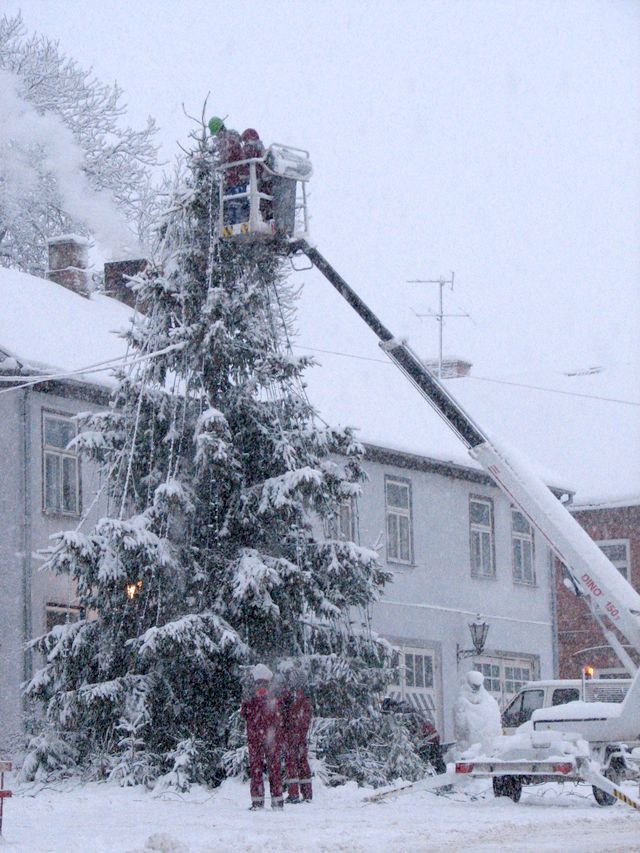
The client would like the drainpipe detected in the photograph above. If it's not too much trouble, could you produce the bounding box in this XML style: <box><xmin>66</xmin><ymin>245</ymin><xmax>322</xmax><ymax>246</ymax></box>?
<box><xmin>19</xmin><ymin>389</ymin><xmax>33</xmax><ymax>692</ymax></box>
<box><xmin>548</xmin><ymin>549</ymin><xmax>559</xmax><ymax>677</ymax></box>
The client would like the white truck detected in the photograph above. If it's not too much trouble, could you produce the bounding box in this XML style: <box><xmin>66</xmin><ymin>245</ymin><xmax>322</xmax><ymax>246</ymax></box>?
<box><xmin>218</xmin><ymin>151</ymin><xmax>640</xmax><ymax>810</ymax></box>
<box><xmin>501</xmin><ymin>676</ymin><xmax>631</xmax><ymax>734</ymax></box>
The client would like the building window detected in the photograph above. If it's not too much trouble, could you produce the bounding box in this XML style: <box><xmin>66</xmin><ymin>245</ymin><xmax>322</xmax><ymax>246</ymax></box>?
<box><xmin>45</xmin><ymin>603</ymin><xmax>82</xmax><ymax>633</ymax></box>
<box><xmin>386</xmin><ymin>645</ymin><xmax>439</xmax><ymax>725</ymax></box>
<box><xmin>389</xmin><ymin>649</ymin><xmax>401</xmax><ymax>686</ymax></box>
<box><xmin>474</xmin><ymin>661</ymin><xmax>502</xmax><ymax>693</ymax></box>
<box><xmin>504</xmin><ymin>665</ymin><xmax>531</xmax><ymax>695</ymax></box>
<box><xmin>385</xmin><ymin>477</ymin><xmax>413</xmax><ymax>564</ymax></box>
<box><xmin>327</xmin><ymin>498</ymin><xmax>355</xmax><ymax>542</ymax></box>
<box><xmin>512</xmin><ymin>509</ymin><xmax>535</xmax><ymax>584</ymax></box>
<box><xmin>474</xmin><ymin>656</ymin><xmax>535</xmax><ymax>705</ymax></box>
<box><xmin>597</xmin><ymin>540</ymin><xmax>629</xmax><ymax>580</ymax></box>
<box><xmin>42</xmin><ymin>411</ymin><xmax>80</xmax><ymax>516</ymax></box>
<box><xmin>469</xmin><ymin>496</ymin><xmax>494</xmax><ymax>577</ymax></box>
<box><xmin>404</xmin><ymin>651</ymin><xmax>434</xmax><ymax>689</ymax></box>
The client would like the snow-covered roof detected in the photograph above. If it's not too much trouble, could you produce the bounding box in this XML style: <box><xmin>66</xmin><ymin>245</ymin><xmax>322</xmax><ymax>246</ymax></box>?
<box><xmin>302</xmin><ymin>347</ymin><xmax>640</xmax><ymax>505</ymax></box>
<box><xmin>0</xmin><ymin>266</ymin><xmax>135</xmax><ymax>388</ymax></box>
<box><xmin>1</xmin><ymin>266</ymin><xmax>637</xmax><ymax>505</ymax></box>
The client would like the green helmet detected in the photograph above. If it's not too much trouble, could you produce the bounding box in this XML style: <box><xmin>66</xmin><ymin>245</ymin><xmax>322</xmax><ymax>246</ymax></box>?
<box><xmin>208</xmin><ymin>116</ymin><xmax>226</xmax><ymax>136</ymax></box>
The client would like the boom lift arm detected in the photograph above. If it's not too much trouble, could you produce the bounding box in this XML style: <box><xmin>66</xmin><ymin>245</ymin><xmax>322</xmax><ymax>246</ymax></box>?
<box><xmin>295</xmin><ymin>240</ymin><xmax>640</xmax><ymax>674</ymax></box>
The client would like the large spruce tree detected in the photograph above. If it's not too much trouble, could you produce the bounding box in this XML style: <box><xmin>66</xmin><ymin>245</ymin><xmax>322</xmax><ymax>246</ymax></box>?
<box><xmin>25</xmin><ymin>124</ymin><xmax>427</xmax><ymax>787</ymax></box>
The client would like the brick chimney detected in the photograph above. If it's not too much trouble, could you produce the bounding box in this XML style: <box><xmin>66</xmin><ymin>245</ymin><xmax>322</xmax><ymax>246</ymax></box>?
<box><xmin>46</xmin><ymin>235</ymin><xmax>91</xmax><ymax>297</ymax></box>
<box><xmin>424</xmin><ymin>357</ymin><xmax>472</xmax><ymax>378</ymax></box>
<box><xmin>104</xmin><ymin>259</ymin><xmax>147</xmax><ymax>309</ymax></box>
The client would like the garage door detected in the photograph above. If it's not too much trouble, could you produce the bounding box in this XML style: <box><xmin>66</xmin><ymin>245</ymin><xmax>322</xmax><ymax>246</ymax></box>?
<box><xmin>473</xmin><ymin>655</ymin><xmax>537</xmax><ymax>708</ymax></box>
<box><xmin>387</xmin><ymin>645</ymin><xmax>441</xmax><ymax>732</ymax></box>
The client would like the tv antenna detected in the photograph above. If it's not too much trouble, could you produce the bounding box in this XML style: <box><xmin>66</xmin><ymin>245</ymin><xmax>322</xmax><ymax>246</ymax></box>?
<box><xmin>407</xmin><ymin>272</ymin><xmax>470</xmax><ymax>379</ymax></box>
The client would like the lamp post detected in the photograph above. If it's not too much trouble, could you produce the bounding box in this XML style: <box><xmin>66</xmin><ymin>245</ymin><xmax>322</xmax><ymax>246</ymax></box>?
<box><xmin>456</xmin><ymin>614</ymin><xmax>490</xmax><ymax>662</ymax></box>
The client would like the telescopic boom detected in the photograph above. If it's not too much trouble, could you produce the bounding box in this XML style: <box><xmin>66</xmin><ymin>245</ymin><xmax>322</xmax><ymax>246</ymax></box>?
<box><xmin>297</xmin><ymin>240</ymin><xmax>640</xmax><ymax>673</ymax></box>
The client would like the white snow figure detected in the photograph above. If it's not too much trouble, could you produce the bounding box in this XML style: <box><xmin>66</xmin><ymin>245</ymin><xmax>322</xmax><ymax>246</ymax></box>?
<box><xmin>453</xmin><ymin>670</ymin><xmax>502</xmax><ymax>753</ymax></box>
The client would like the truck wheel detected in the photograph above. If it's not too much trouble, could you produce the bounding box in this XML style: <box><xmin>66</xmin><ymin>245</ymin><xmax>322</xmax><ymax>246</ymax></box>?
<box><xmin>493</xmin><ymin>776</ymin><xmax>522</xmax><ymax>802</ymax></box>
<box><xmin>592</xmin><ymin>766</ymin><xmax>621</xmax><ymax>807</ymax></box>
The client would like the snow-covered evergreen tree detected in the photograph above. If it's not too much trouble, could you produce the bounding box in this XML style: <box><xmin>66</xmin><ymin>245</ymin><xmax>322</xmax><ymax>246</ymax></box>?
<box><xmin>25</xmin><ymin>121</ymin><xmax>428</xmax><ymax>787</ymax></box>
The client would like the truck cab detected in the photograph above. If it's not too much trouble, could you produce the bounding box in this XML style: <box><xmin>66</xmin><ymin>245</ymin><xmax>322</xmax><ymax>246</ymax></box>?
<box><xmin>502</xmin><ymin>678</ymin><xmax>630</xmax><ymax>734</ymax></box>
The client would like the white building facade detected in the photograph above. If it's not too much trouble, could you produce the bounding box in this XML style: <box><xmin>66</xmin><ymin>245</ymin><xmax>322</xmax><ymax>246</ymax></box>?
<box><xmin>353</xmin><ymin>444</ymin><xmax>558</xmax><ymax>741</ymax></box>
<box><xmin>0</xmin><ymin>381</ymin><xmax>107</xmax><ymax>756</ymax></box>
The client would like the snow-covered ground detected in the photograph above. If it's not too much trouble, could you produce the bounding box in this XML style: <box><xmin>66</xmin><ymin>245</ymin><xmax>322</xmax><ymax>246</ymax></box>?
<box><xmin>2</xmin><ymin>775</ymin><xmax>638</xmax><ymax>853</ymax></box>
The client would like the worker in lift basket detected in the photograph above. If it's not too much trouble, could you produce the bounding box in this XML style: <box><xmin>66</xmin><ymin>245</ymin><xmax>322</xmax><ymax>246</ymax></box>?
<box><xmin>208</xmin><ymin>116</ymin><xmax>247</xmax><ymax>224</ymax></box>
<box><xmin>453</xmin><ymin>670</ymin><xmax>502</xmax><ymax>754</ymax></box>
<box><xmin>240</xmin><ymin>664</ymin><xmax>284</xmax><ymax>810</ymax></box>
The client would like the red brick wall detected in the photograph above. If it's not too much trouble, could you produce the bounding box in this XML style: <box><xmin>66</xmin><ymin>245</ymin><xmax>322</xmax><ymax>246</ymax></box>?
<box><xmin>556</xmin><ymin>504</ymin><xmax>640</xmax><ymax>677</ymax></box>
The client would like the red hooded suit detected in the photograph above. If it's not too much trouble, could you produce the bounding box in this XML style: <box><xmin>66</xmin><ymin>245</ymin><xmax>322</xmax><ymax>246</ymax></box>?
<box><xmin>281</xmin><ymin>686</ymin><xmax>312</xmax><ymax>801</ymax></box>
<box><xmin>241</xmin><ymin>683</ymin><xmax>283</xmax><ymax>808</ymax></box>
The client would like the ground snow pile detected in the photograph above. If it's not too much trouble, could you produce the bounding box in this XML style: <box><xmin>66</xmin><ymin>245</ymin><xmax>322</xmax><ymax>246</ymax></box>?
<box><xmin>128</xmin><ymin>834</ymin><xmax>189</xmax><ymax>853</ymax></box>
<box><xmin>4</xmin><ymin>773</ymin><xmax>640</xmax><ymax>852</ymax></box>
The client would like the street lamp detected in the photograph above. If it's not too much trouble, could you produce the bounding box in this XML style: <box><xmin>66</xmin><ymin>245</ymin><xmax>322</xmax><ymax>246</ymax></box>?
<box><xmin>457</xmin><ymin>614</ymin><xmax>490</xmax><ymax>662</ymax></box>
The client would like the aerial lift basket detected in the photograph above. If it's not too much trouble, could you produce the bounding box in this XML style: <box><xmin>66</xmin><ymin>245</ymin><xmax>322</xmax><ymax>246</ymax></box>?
<box><xmin>217</xmin><ymin>143</ymin><xmax>312</xmax><ymax>243</ymax></box>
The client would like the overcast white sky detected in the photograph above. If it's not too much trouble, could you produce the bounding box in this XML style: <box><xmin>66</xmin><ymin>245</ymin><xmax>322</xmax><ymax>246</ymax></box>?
<box><xmin>6</xmin><ymin>0</ymin><xmax>640</xmax><ymax>378</ymax></box>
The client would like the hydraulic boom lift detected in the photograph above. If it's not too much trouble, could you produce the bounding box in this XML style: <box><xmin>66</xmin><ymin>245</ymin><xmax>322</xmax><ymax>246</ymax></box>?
<box><xmin>218</xmin><ymin>146</ymin><xmax>640</xmax><ymax>808</ymax></box>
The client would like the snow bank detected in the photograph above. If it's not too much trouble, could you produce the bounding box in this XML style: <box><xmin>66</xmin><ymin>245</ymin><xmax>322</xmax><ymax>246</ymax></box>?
<box><xmin>3</xmin><ymin>773</ymin><xmax>639</xmax><ymax>853</ymax></box>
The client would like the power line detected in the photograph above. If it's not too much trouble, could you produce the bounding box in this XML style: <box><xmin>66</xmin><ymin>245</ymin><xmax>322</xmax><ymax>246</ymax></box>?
<box><xmin>0</xmin><ymin>342</ymin><xmax>186</xmax><ymax>396</ymax></box>
<box><xmin>1</xmin><ymin>338</ymin><xmax>637</xmax><ymax>408</ymax></box>
<box><xmin>469</xmin><ymin>374</ymin><xmax>640</xmax><ymax>407</ymax></box>
<box><xmin>294</xmin><ymin>345</ymin><xmax>640</xmax><ymax>407</ymax></box>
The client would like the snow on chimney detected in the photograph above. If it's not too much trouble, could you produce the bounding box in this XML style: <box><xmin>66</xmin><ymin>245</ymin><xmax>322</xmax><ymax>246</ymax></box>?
<box><xmin>103</xmin><ymin>259</ymin><xmax>147</xmax><ymax>309</ymax></box>
<box><xmin>46</xmin><ymin>235</ymin><xmax>91</xmax><ymax>297</ymax></box>
<box><xmin>423</xmin><ymin>357</ymin><xmax>472</xmax><ymax>378</ymax></box>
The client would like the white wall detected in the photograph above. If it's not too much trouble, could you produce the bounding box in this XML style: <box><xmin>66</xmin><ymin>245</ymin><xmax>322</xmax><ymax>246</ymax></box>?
<box><xmin>0</xmin><ymin>385</ymin><xmax>106</xmax><ymax>758</ymax></box>
<box><xmin>0</xmin><ymin>391</ymin><xmax>26</xmax><ymax>757</ymax></box>
<box><xmin>357</xmin><ymin>452</ymin><xmax>556</xmax><ymax>741</ymax></box>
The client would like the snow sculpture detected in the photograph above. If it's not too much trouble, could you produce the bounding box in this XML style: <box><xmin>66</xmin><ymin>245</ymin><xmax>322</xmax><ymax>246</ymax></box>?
<box><xmin>453</xmin><ymin>670</ymin><xmax>502</xmax><ymax>753</ymax></box>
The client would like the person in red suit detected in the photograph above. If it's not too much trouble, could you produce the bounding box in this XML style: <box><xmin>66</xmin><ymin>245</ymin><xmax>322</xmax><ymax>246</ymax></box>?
<box><xmin>240</xmin><ymin>128</ymin><xmax>265</xmax><ymax>176</ymax></box>
<box><xmin>208</xmin><ymin>117</ymin><xmax>247</xmax><ymax>224</ymax></box>
<box><xmin>240</xmin><ymin>664</ymin><xmax>284</xmax><ymax>810</ymax></box>
<box><xmin>280</xmin><ymin>666</ymin><xmax>313</xmax><ymax>803</ymax></box>
<box><xmin>240</xmin><ymin>128</ymin><xmax>272</xmax><ymax>221</ymax></box>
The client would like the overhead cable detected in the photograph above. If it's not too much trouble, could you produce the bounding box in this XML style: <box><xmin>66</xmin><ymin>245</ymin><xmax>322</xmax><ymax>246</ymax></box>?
<box><xmin>293</xmin><ymin>345</ymin><xmax>640</xmax><ymax>407</ymax></box>
<box><xmin>0</xmin><ymin>342</ymin><xmax>186</xmax><ymax>396</ymax></box>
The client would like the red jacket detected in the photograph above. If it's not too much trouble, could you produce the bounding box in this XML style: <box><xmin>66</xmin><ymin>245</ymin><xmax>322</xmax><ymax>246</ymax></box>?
<box><xmin>217</xmin><ymin>129</ymin><xmax>244</xmax><ymax>188</ymax></box>
<box><xmin>240</xmin><ymin>128</ymin><xmax>265</xmax><ymax>183</ymax></box>
<box><xmin>241</xmin><ymin>687</ymin><xmax>282</xmax><ymax>750</ymax></box>
<box><xmin>280</xmin><ymin>688</ymin><xmax>312</xmax><ymax>743</ymax></box>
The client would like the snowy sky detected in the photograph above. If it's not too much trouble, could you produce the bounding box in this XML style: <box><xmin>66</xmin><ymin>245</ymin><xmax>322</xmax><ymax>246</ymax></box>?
<box><xmin>6</xmin><ymin>0</ymin><xmax>640</xmax><ymax>379</ymax></box>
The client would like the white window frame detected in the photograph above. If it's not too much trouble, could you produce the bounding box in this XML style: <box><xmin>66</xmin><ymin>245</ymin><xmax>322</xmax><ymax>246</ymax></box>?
<box><xmin>511</xmin><ymin>508</ymin><xmax>536</xmax><ymax>585</ymax></box>
<box><xmin>387</xmin><ymin>645</ymin><xmax>439</xmax><ymax>728</ymax></box>
<box><xmin>504</xmin><ymin>664</ymin><xmax>532</xmax><ymax>695</ymax></box>
<box><xmin>327</xmin><ymin>497</ymin><xmax>356</xmax><ymax>542</ymax></box>
<box><xmin>42</xmin><ymin>410</ymin><xmax>80</xmax><ymax>516</ymax></box>
<box><xmin>469</xmin><ymin>495</ymin><xmax>495</xmax><ymax>577</ymax></box>
<box><xmin>385</xmin><ymin>476</ymin><xmax>413</xmax><ymax>564</ymax></box>
<box><xmin>597</xmin><ymin>539</ymin><xmax>629</xmax><ymax>580</ymax></box>
<box><xmin>474</xmin><ymin>656</ymin><xmax>536</xmax><ymax>706</ymax></box>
